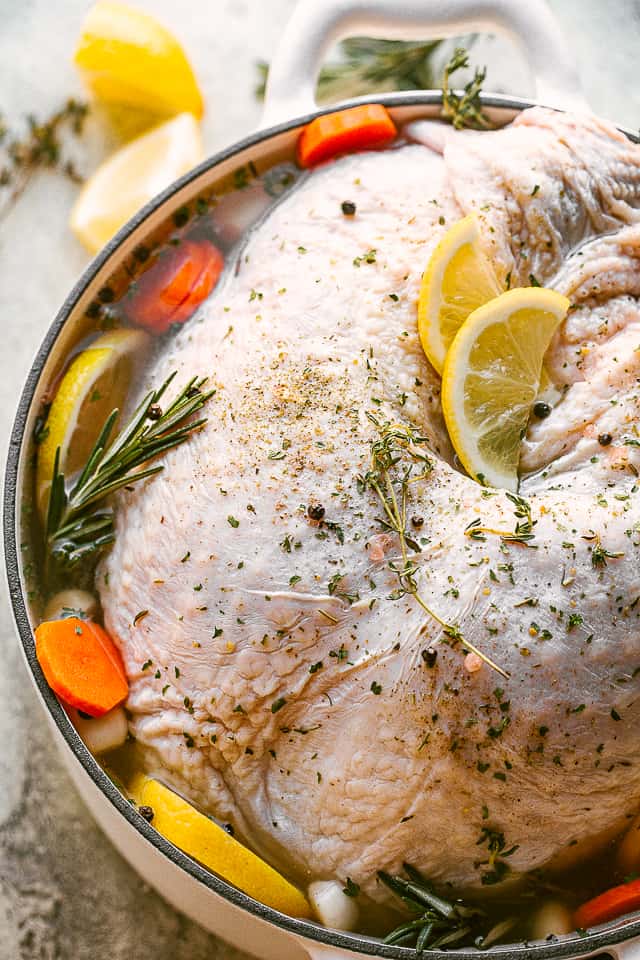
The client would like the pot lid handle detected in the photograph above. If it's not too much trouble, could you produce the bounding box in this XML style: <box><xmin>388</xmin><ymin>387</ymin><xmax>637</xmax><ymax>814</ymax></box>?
<box><xmin>260</xmin><ymin>0</ymin><xmax>588</xmax><ymax>128</ymax></box>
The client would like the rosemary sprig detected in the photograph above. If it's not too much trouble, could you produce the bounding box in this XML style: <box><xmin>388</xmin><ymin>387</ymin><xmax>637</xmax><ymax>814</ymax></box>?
<box><xmin>441</xmin><ymin>47</ymin><xmax>492</xmax><ymax>130</ymax></box>
<box><xmin>358</xmin><ymin>415</ymin><xmax>508</xmax><ymax>678</ymax></box>
<box><xmin>0</xmin><ymin>99</ymin><xmax>88</xmax><ymax>223</ymax></box>
<box><xmin>256</xmin><ymin>38</ymin><xmax>448</xmax><ymax>103</ymax></box>
<box><xmin>379</xmin><ymin>864</ymin><xmax>488</xmax><ymax>952</ymax></box>
<box><xmin>44</xmin><ymin>373</ymin><xmax>213</xmax><ymax>575</ymax></box>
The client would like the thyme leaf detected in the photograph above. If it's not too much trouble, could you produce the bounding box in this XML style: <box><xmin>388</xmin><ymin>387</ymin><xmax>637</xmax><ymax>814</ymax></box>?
<box><xmin>359</xmin><ymin>415</ymin><xmax>508</xmax><ymax>678</ymax></box>
<box><xmin>441</xmin><ymin>47</ymin><xmax>492</xmax><ymax>130</ymax></box>
<box><xmin>0</xmin><ymin>99</ymin><xmax>89</xmax><ymax>223</ymax></box>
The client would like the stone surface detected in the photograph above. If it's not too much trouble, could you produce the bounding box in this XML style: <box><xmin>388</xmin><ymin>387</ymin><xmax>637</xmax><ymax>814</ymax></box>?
<box><xmin>0</xmin><ymin>2</ymin><xmax>638</xmax><ymax>958</ymax></box>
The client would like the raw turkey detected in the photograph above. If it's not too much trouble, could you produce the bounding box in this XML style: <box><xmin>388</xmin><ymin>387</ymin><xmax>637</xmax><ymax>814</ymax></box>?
<box><xmin>100</xmin><ymin>107</ymin><xmax>640</xmax><ymax>899</ymax></box>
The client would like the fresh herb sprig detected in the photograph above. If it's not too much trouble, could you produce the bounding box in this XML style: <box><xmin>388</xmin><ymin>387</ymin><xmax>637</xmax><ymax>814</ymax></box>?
<box><xmin>0</xmin><ymin>99</ymin><xmax>88</xmax><ymax>223</ymax></box>
<box><xmin>465</xmin><ymin>492</ymin><xmax>538</xmax><ymax>548</ymax></box>
<box><xmin>256</xmin><ymin>38</ymin><xmax>448</xmax><ymax>104</ymax></box>
<box><xmin>441</xmin><ymin>47</ymin><xmax>492</xmax><ymax>130</ymax></box>
<box><xmin>379</xmin><ymin>864</ymin><xmax>488</xmax><ymax>952</ymax></box>
<box><xmin>257</xmin><ymin>40</ymin><xmax>492</xmax><ymax>133</ymax></box>
<box><xmin>45</xmin><ymin>373</ymin><xmax>213</xmax><ymax>575</ymax></box>
<box><xmin>358</xmin><ymin>415</ymin><xmax>508</xmax><ymax>678</ymax></box>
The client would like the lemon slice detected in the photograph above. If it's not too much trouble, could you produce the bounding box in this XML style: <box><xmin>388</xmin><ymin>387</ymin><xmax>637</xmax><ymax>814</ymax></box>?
<box><xmin>418</xmin><ymin>214</ymin><xmax>503</xmax><ymax>374</ymax></box>
<box><xmin>74</xmin><ymin>1</ymin><xmax>203</xmax><ymax>120</ymax></box>
<box><xmin>128</xmin><ymin>775</ymin><xmax>312</xmax><ymax>918</ymax></box>
<box><xmin>36</xmin><ymin>328</ymin><xmax>149</xmax><ymax>517</ymax></box>
<box><xmin>441</xmin><ymin>287</ymin><xmax>570</xmax><ymax>491</ymax></box>
<box><xmin>70</xmin><ymin>113</ymin><xmax>203</xmax><ymax>253</ymax></box>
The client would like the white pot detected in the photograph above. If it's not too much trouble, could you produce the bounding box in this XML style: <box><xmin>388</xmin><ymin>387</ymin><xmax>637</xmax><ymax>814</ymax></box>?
<box><xmin>5</xmin><ymin>2</ymin><xmax>640</xmax><ymax>959</ymax></box>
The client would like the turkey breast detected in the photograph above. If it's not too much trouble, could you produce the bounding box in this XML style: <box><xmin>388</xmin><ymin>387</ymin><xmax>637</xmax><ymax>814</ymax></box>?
<box><xmin>100</xmin><ymin>107</ymin><xmax>640</xmax><ymax>898</ymax></box>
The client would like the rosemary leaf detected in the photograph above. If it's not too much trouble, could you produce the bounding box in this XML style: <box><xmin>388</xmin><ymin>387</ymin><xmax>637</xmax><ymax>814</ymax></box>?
<box><xmin>44</xmin><ymin>373</ymin><xmax>213</xmax><ymax>576</ymax></box>
<box><xmin>380</xmin><ymin>866</ymin><xmax>491</xmax><ymax>951</ymax></box>
<box><xmin>256</xmin><ymin>37</ymin><xmax>451</xmax><ymax>103</ymax></box>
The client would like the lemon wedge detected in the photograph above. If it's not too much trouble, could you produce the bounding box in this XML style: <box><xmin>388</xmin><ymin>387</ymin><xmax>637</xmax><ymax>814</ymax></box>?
<box><xmin>128</xmin><ymin>775</ymin><xmax>312</xmax><ymax>918</ymax></box>
<box><xmin>418</xmin><ymin>214</ymin><xmax>503</xmax><ymax>374</ymax></box>
<box><xmin>441</xmin><ymin>287</ymin><xmax>570</xmax><ymax>491</ymax></box>
<box><xmin>36</xmin><ymin>328</ymin><xmax>149</xmax><ymax>517</ymax></box>
<box><xmin>74</xmin><ymin>1</ymin><xmax>203</xmax><ymax>120</ymax></box>
<box><xmin>70</xmin><ymin>112</ymin><xmax>203</xmax><ymax>253</ymax></box>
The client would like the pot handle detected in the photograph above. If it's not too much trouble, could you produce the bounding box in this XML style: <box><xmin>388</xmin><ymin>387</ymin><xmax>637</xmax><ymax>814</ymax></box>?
<box><xmin>261</xmin><ymin>0</ymin><xmax>588</xmax><ymax>128</ymax></box>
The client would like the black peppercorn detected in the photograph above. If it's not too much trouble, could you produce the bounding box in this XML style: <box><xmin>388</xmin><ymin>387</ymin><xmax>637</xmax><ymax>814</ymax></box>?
<box><xmin>98</xmin><ymin>285</ymin><xmax>115</xmax><ymax>303</ymax></box>
<box><xmin>598</xmin><ymin>433</ymin><xmax>612</xmax><ymax>446</ymax></box>
<box><xmin>147</xmin><ymin>404</ymin><xmax>163</xmax><ymax>420</ymax></box>
<box><xmin>134</xmin><ymin>244</ymin><xmax>150</xmax><ymax>263</ymax></box>
<box><xmin>173</xmin><ymin>205</ymin><xmax>190</xmax><ymax>227</ymax></box>
<box><xmin>307</xmin><ymin>503</ymin><xmax>325</xmax><ymax>521</ymax></box>
<box><xmin>533</xmin><ymin>401</ymin><xmax>552</xmax><ymax>419</ymax></box>
<box><xmin>341</xmin><ymin>201</ymin><xmax>356</xmax><ymax>216</ymax></box>
<box><xmin>411</xmin><ymin>516</ymin><xmax>424</xmax><ymax>528</ymax></box>
<box><xmin>421</xmin><ymin>648</ymin><xmax>438</xmax><ymax>667</ymax></box>
<box><xmin>138</xmin><ymin>805</ymin><xmax>154</xmax><ymax>822</ymax></box>
<box><xmin>223</xmin><ymin>823</ymin><xmax>235</xmax><ymax>836</ymax></box>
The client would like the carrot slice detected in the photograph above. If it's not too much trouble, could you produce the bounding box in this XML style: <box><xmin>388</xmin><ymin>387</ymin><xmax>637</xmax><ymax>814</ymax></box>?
<box><xmin>574</xmin><ymin>878</ymin><xmax>640</xmax><ymax>928</ymax></box>
<box><xmin>125</xmin><ymin>237</ymin><xmax>224</xmax><ymax>334</ymax></box>
<box><xmin>297</xmin><ymin>104</ymin><xmax>397</xmax><ymax>168</ymax></box>
<box><xmin>35</xmin><ymin>617</ymin><xmax>128</xmax><ymax>717</ymax></box>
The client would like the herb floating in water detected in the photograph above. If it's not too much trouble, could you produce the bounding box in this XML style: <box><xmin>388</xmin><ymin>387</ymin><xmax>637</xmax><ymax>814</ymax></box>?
<box><xmin>358</xmin><ymin>415</ymin><xmax>508</xmax><ymax>678</ymax></box>
<box><xmin>44</xmin><ymin>373</ymin><xmax>213</xmax><ymax>576</ymax></box>
<box><xmin>379</xmin><ymin>864</ymin><xmax>492</xmax><ymax>951</ymax></box>
<box><xmin>0</xmin><ymin>98</ymin><xmax>89</xmax><ymax>222</ymax></box>
<box><xmin>441</xmin><ymin>47</ymin><xmax>492</xmax><ymax>130</ymax></box>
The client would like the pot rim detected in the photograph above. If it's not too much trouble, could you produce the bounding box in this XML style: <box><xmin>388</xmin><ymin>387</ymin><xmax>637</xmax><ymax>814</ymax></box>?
<box><xmin>4</xmin><ymin>89</ymin><xmax>640</xmax><ymax>960</ymax></box>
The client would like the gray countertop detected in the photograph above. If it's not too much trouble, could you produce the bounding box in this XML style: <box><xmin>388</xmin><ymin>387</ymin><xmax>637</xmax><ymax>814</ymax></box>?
<box><xmin>1</xmin><ymin>2</ymin><xmax>638</xmax><ymax>957</ymax></box>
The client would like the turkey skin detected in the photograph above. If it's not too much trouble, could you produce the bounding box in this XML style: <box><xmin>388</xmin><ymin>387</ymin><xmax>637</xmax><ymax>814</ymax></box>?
<box><xmin>100</xmin><ymin>108</ymin><xmax>640</xmax><ymax>899</ymax></box>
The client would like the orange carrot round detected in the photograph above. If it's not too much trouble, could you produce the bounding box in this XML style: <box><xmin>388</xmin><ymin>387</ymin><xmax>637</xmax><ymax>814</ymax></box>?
<box><xmin>35</xmin><ymin>617</ymin><xmax>128</xmax><ymax>717</ymax></box>
<box><xmin>297</xmin><ymin>103</ymin><xmax>397</xmax><ymax>169</ymax></box>
<box><xmin>574</xmin><ymin>878</ymin><xmax>640</xmax><ymax>929</ymax></box>
<box><xmin>125</xmin><ymin>237</ymin><xmax>224</xmax><ymax>334</ymax></box>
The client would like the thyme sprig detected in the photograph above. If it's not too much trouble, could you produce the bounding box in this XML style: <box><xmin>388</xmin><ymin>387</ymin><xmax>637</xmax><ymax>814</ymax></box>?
<box><xmin>45</xmin><ymin>373</ymin><xmax>213</xmax><ymax>575</ymax></box>
<box><xmin>0</xmin><ymin>99</ymin><xmax>88</xmax><ymax>223</ymax></box>
<box><xmin>358</xmin><ymin>415</ymin><xmax>508</xmax><ymax>678</ymax></box>
<box><xmin>465</xmin><ymin>493</ymin><xmax>538</xmax><ymax>548</ymax></box>
<box><xmin>441</xmin><ymin>47</ymin><xmax>492</xmax><ymax>130</ymax></box>
<box><xmin>379</xmin><ymin>864</ymin><xmax>488</xmax><ymax>952</ymax></box>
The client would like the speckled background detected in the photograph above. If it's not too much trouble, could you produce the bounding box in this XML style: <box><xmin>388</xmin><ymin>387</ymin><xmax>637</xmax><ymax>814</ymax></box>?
<box><xmin>1</xmin><ymin>2</ymin><xmax>639</xmax><ymax>957</ymax></box>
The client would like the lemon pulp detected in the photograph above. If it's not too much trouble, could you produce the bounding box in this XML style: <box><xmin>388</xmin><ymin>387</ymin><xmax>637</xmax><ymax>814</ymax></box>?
<box><xmin>70</xmin><ymin>113</ymin><xmax>203</xmax><ymax>253</ymax></box>
<box><xmin>128</xmin><ymin>775</ymin><xmax>311</xmax><ymax>918</ymax></box>
<box><xmin>36</xmin><ymin>328</ymin><xmax>149</xmax><ymax>517</ymax></box>
<box><xmin>418</xmin><ymin>214</ymin><xmax>503</xmax><ymax>374</ymax></box>
<box><xmin>441</xmin><ymin>288</ymin><xmax>570</xmax><ymax>491</ymax></box>
<box><xmin>74</xmin><ymin>0</ymin><xmax>203</xmax><ymax>120</ymax></box>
